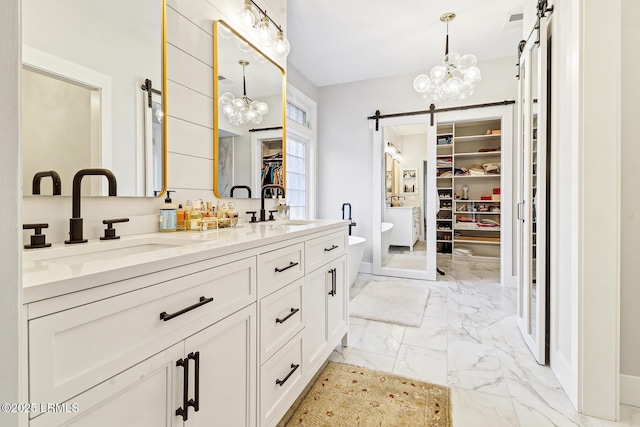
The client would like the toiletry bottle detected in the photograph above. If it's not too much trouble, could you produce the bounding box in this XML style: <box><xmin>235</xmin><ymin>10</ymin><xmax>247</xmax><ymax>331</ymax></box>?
<box><xmin>277</xmin><ymin>197</ymin><xmax>290</xmax><ymax>220</ymax></box>
<box><xmin>185</xmin><ymin>200</ymin><xmax>193</xmax><ymax>229</ymax></box>
<box><xmin>159</xmin><ymin>190</ymin><xmax>177</xmax><ymax>232</ymax></box>
<box><xmin>176</xmin><ymin>204</ymin><xmax>185</xmax><ymax>230</ymax></box>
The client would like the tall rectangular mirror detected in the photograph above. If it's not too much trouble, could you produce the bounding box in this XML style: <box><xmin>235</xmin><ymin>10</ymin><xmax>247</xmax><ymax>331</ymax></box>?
<box><xmin>214</xmin><ymin>20</ymin><xmax>286</xmax><ymax>199</ymax></box>
<box><xmin>22</xmin><ymin>0</ymin><xmax>167</xmax><ymax>197</ymax></box>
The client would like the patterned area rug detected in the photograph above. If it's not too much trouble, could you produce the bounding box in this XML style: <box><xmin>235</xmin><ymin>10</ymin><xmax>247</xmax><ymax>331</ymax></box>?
<box><xmin>284</xmin><ymin>362</ymin><xmax>451</xmax><ymax>426</ymax></box>
<box><xmin>350</xmin><ymin>280</ymin><xmax>430</xmax><ymax>327</ymax></box>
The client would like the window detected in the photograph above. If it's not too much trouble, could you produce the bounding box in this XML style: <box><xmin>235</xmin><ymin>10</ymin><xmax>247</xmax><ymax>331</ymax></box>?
<box><xmin>286</xmin><ymin>135</ymin><xmax>306</xmax><ymax>220</ymax></box>
<box><xmin>285</xmin><ymin>85</ymin><xmax>316</xmax><ymax>219</ymax></box>
<box><xmin>286</xmin><ymin>102</ymin><xmax>307</xmax><ymax>126</ymax></box>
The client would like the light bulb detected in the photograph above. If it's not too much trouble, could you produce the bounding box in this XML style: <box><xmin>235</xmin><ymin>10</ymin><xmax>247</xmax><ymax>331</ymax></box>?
<box><xmin>272</xmin><ymin>31</ymin><xmax>290</xmax><ymax>59</ymax></box>
<box><xmin>443</xmin><ymin>52</ymin><xmax>461</xmax><ymax>68</ymax></box>
<box><xmin>238</xmin><ymin>0</ymin><xmax>258</xmax><ymax>27</ymax></box>
<box><xmin>258</xmin><ymin>16</ymin><xmax>274</xmax><ymax>46</ymax></box>
<box><xmin>219</xmin><ymin>92</ymin><xmax>235</xmax><ymax>106</ymax></box>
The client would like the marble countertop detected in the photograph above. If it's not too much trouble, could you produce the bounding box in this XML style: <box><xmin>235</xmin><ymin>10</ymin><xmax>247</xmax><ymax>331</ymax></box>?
<box><xmin>22</xmin><ymin>219</ymin><xmax>347</xmax><ymax>304</ymax></box>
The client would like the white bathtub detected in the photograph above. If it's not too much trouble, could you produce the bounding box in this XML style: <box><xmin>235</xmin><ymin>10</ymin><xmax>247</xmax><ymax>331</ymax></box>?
<box><xmin>381</xmin><ymin>222</ymin><xmax>394</xmax><ymax>264</ymax></box>
<box><xmin>347</xmin><ymin>235</ymin><xmax>366</xmax><ymax>286</ymax></box>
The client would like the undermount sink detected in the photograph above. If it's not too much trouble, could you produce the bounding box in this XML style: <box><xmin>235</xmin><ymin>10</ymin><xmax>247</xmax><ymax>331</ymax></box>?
<box><xmin>23</xmin><ymin>236</ymin><xmax>201</xmax><ymax>265</ymax></box>
<box><xmin>276</xmin><ymin>220</ymin><xmax>317</xmax><ymax>226</ymax></box>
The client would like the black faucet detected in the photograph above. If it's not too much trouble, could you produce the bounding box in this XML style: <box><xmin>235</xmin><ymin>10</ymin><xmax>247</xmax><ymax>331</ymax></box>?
<box><xmin>341</xmin><ymin>203</ymin><xmax>357</xmax><ymax>236</ymax></box>
<box><xmin>260</xmin><ymin>184</ymin><xmax>285</xmax><ymax>221</ymax></box>
<box><xmin>230</xmin><ymin>185</ymin><xmax>252</xmax><ymax>198</ymax></box>
<box><xmin>32</xmin><ymin>170</ymin><xmax>62</xmax><ymax>195</ymax></box>
<box><xmin>65</xmin><ymin>168</ymin><xmax>117</xmax><ymax>244</ymax></box>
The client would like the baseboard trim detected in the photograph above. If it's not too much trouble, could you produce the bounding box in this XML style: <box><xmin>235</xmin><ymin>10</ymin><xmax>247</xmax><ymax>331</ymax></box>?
<box><xmin>621</xmin><ymin>374</ymin><xmax>640</xmax><ymax>408</ymax></box>
<box><xmin>359</xmin><ymin>262</ymin><xmax>373</xmax><ymax>274</ymax></box>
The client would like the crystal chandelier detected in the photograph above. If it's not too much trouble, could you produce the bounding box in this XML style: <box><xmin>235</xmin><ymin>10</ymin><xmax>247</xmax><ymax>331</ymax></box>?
<box><xmin>413</xmin><ymin>12</ymin><xmax>481</xmax><ymax>103</ymax></box>
<box><xmin>219</xmin><ymin>60</ymin><xmax>269</xmax><ymax>126</ymax></box>
<box><xmin>237</xmin><ymin>0</ymin><xmax>290</xmax><ymax>59</ymax></box>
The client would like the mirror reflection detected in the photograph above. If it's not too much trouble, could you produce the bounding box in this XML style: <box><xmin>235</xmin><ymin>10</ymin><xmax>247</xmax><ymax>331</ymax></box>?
<box><xmin>382</xmin><ymin>124</ymin><xmax>429</xmax><ymax>271</ymax></box>
<box><xmin>214</xmin><ymin>21</ymin><xmax>285</xmax><ymax>199</ymax></box>
<box><xmin>21</xmin><ymin>0</ymin><xmax>165</xmax><ymax>197</ymax></box>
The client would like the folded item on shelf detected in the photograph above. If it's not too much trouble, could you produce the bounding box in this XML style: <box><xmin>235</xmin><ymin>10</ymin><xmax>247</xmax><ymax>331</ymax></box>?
<box><xmin>469</xmin><ymin>164</ymin><xmax>485</xmax><ymax>175</ymax></box>
<box><xmin>482</xmin><ymin>162</ymin><xmax>501</xmax><ymax>174</ymax></box>
<box><xmin>480</xmin><ymin>219</ymin><xmax>500</xmax><ymax>227</ymax></box>
<box><xmin>439</xmin><ymin>171</ymin><xmax>453</xmax><ymax>178</ymax></box>
<box><xmin>457</xmin><ymin>216</ymin><xmax>477</xmax><ymax>222</ymax></box>
<box><xmin>454</xmin><ymin>167</ymin><xmax>469</xmax><ymax>176</ymax></box>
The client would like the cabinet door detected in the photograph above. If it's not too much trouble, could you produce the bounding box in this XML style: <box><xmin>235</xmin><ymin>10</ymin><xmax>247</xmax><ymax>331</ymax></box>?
<box><xmin>302</xmin><ymin>266</ymin><xmax>330</xmax><ymax>373</ymax></box>
<box><xmin>327</xmin><ymin>256</ymin><xmax>347</xmax><ymax>346</ymax></box>
<box><xmin>183</xmin><ymin>304</ymin><xmax>257</xmax><ymax>427</ymax></box>
<box><xmin>30</xmin><ymin>343</ymin><xmax>183</xmax><ymax>427</ymax></box>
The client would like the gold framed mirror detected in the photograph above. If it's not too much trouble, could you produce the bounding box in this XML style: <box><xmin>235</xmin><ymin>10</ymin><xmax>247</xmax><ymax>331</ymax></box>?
<box><xmin>213</xmin><ymin>20</ymin><xmax>286</xmax><ymax>199</ymax></box>
<box><xmin>21</xmin><ymin>0</ymin><xmax>167</xmax><ymax>197</ymax></box>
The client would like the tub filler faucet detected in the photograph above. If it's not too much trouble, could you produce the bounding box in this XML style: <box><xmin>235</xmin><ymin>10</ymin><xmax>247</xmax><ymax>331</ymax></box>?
<box><xmin>342</xmin><ymin>203</ymin><xmax>356</xmax><ymax>236</ymax></box>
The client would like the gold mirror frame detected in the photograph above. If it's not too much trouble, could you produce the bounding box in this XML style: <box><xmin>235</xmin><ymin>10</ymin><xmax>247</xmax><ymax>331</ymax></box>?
<box><xmin>213</xmin><ymin>20</ymin><xmax>286</xmax><ymax>199</ymax></box>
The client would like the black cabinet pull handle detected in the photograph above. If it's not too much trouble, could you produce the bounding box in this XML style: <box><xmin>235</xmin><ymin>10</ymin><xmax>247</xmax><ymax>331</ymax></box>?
<box><xmin>276</xmin><ymin>363</ymin><xmax>300</xmax><ymax>386</ymax></box>
<box><xmin>187</xmin><ymin>351</ymin><xmax>200</xmax><ymax>412</ymax></box>
<box><xmin>324</xmin><ymin>244</ymin><xmax>338</xmax><ymax>252</ymax></box>
<box><xmin>333</xmin><ymin>268</ymin><xmax>337</xmax><ymax>295</ymax></box>
<box><xmin>160</xmin><ymin>296</ymin><xmax>214</xmax><ymax>321</ymax></box>
<box><xmin>328</xmin><ymin>268</ymin><xmax>336</xmax><ymax>296</ymax></box>
<box><xmin>176</xmin><ymin>357</ymin><xmax>190</xmax><ymax>421</ymax></box>
<box><xmin>276</xmin><ymin>308</ymin><xmax>300</xmax><ymax>324</ymax></box>
<box><xmin>275</xmin><ymin>261</ymin><xmax>298</xmax><ymax>273</ymax></box>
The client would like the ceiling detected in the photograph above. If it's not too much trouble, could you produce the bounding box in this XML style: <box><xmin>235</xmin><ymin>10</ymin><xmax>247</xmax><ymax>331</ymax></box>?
<box><xmin>286</xmin><ymin>0</ymin><xmax>525</xmax><ymax>88</ymax></box>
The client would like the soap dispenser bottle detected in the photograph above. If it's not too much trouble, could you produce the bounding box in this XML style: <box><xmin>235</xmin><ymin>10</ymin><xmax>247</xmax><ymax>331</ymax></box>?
<box><xmin>159</xmin><ymin>190</ymin><xmax>177</xmax><ymax>232</ymax></box>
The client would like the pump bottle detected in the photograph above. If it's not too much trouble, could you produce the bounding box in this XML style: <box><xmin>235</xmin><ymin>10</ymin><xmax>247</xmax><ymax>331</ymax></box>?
<box><xmin>159</xmin><ymin>190</ymin><xmax>177</xmax><ymax>232</ymax></box>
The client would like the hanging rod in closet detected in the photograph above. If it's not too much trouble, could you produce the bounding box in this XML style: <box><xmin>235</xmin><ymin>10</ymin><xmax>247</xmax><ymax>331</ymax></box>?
<box><xmin>249</xmin><ymin>126</ymin><xmax>283</xmax><ymax>132</ymax></box>
<box><xmin>367</xmin><ymin>100</ymin><xmax>515</xmax><ymax>130</ymax></box>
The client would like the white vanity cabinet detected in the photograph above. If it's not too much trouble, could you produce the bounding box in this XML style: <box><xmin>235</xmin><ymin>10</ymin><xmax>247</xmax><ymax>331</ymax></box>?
<box><xmin>28</xmin><ymin>255</ymin><xmax>257</xmax><ymax>427</ymax></box>
<box><xmin>23</xmin><ymin>221</ymin><xmax>349</xmax><ymax>427</ymax></box>
<box><xmin>302</xmin><ymin>232</ymin><xmax>348</xmax><ymax>381</ymax></box>
<box><xmin>385</xmin><ymin>206</ymin><xmax>421</xmax><ymax>250</ymax></box>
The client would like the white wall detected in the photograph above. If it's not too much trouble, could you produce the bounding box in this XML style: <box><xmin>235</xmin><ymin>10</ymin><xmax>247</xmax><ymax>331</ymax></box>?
<box><xmin>0</xmin><ymin>1</ymin><xmax>23</xmax><ymax>425</ymax></box>
<box><xmin>620</xmin><ymin>0</ymin><xmax>640</xmax><ymax>407</ymax></box>
<box><xmin>317</xmin><ymin>56</ymin><xmax>518</xmax><ymax>265</ymax></box>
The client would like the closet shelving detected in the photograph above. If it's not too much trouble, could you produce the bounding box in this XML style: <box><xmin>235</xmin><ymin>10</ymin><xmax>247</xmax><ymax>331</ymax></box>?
<box><xmin>261</xmin><ymin>139</ymin><xmax>283</xmax><ymax>197</ymax></box>
<box><xmin>435</xmin><ymin>119</ymin><xmax>503</xmax><ymax>258</ymax></box>
<box><xmin>402</xmin><ymin>168</ymin><xmax>417</xmax><ymax>194</ymax></box>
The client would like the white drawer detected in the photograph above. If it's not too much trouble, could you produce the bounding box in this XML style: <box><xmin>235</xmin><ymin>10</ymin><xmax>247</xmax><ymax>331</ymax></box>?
<box><xmin>305</xmin><ymin>231</ymin><xmax>347</xmax><ymax>273</ymax></box>
<box><xmin>259</xmin><ymin>279</ymin><xmax>304</xmax><ymax>364</ymax></box>
<box><xmin>260</xmin><ymin>331</ymin><xmax>303</xmax><ymax>427</ymax></box>
<box><xmin>258</xmin><ymin>243</ymin><xmax>304</xmax><ymax>297</ymax></box>
<box><xmin>29</xmin><ymin>256</ymin><xmax>256</xmax><ymax>405</ymax></box>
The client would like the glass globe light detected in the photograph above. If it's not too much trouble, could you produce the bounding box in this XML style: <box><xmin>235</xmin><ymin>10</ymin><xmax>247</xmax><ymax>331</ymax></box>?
<box><xmin>459</xmin><ymin>54</ymin><xmax>477</xmax><ymax>70</ymax></box>
<box><xmin>258</xmin><ymin>17</ymin><xmax>274</xmax><ymax>46</ymax></box>
<box><xmin>443</xmin><ymin>52</ymin><xmax>461</xmax><ymax>68</ymax></box>
<box><xmin>430</xmin><ymin>66</ymin><xmax>447</xmax><ymax>83</ymax></box>
<box><xmin>272</xmin><ymin>30</ymin><xmax>290</xmax><ymax>59</ymax></box>
<box><xmin>238</xmin><ymin>0</ymin><xmax>258</xmax><ymax>27</ymax></box>
<box><xmin>463</xmin><ymin>66</ymin><xmax>481</xmax><ymax>84</ymax></box>
<box><xmin>413</xmin><ymin>74</ymin><xmax>432</xmax><ymax>93</ymax></box>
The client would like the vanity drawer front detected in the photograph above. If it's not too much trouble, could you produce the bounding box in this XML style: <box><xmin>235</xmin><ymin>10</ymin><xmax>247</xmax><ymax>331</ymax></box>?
<box><xmin>258</xmin><ymin>243</ymin><xmax>304</xmax><ymax>297</ymax></box>
<box><xmin>29</xmin><ymin>256</ymin><xmax>256</xmax><ymax>405</ymax></box>
<box><xmin>305</xmin><ymin>231</ymin><xmax>347</xmax><ymax>273</ymax></box>
<box><xmin>259</xmin><ymin>278</ymin><xmax>304</xmax><ymax>364</ymax></box>
<box><xmin>260</xmin><ymin>331</ymin><xmax>304</xmax><ymax>427</ymax></box>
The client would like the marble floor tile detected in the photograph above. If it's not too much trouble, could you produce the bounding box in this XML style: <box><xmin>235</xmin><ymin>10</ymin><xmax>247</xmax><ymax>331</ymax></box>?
<box><xmin>448</xmin><ymin>313</ymin><xmax>495</xmax><ymax>346</ymax></box>
<box><xmin>392</xmin><ymin>344</ymin><xmax>448</xmax><ymax>386</ymax></box>
<box><xmin>448</xmin><ymin>340</ymin><xmax>510</xmax><ymax>398</ymax></box>
<box><xmin>402</xmin><ymin>315</ymin><xmax>448</xmax><ymax>350</ymax></box>
<box><xmin>451</xmin><ymin>386</ymin><xmax>521</xmax><ymax>427</ymax></box>
<box><xmin>507</xmin><ymin>378</ymin><xmax>583</xmax><ymax>427</ymax></box>
<box><xmin>349</xmin><ymin>319</ymin><xmax>406</xmax><ymax>357</ymax></box>
<box><xmin>328</xmin><ymin>347</ymin><xmax>396</xmax><ymax>373</ymax></box>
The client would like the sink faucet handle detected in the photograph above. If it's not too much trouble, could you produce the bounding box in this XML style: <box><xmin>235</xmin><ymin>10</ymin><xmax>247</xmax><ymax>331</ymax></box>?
<box><xmin>245</xmin><ymin>211</ymin><xmax>258</xmax><ymax>223</ymax></box>
<box><xmin>23</xmin><ymin>223</ymin><xmax>52</xmax><ymax>249</ymax></box>
<box><xmin>268</xmin><ymin>210</ymin><xmax>277</xmax><ymax>221</ymax></box>
<box><xmin>100</xmin><ymin>218</ymin><xmax>130</xmax><ymax>240</ymax></box>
